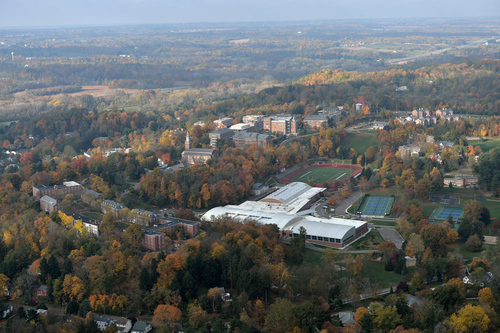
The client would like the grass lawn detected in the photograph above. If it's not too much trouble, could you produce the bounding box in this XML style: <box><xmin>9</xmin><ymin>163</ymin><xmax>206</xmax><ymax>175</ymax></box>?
<box><xmin>365</xmin><ymin>260</ymin><xmax>408</xmax><ymax>287</ymax></box>
<box><xmin>348</xmin><ymin>230</ymin><xmax>384</xmax><ymax>251</ymax></box>
<box><xmin>447</xmin><ymin>240</ymin><xmax>493</xmax><ymax>261</ymax></box>
<box><xmin>468</xmin><ymin>138</ymin><xmax>500</xmax><ymax>153</ymax></box>
<box><xmin>82</xmin><ymin>211</ymin><xmax>103</xmax><ymax>220</ymax></box>
<box><xmin>370</xmin><ymin>220</ymin><xmax>397</xmax><ymax>226</ymax></box>
<box><xmin>291</xmin><ymin>166</ymin><xmax>353</xmax><ymax>184</ymax></box>
<box><xmin>341</xmin><ymin>132</ymin><xmax>378</xmax><ymax>154</ymax></box>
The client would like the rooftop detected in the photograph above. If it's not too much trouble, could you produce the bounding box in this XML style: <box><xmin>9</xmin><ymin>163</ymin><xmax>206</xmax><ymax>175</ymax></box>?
<box><xmin>260</xmin><ymin>182</ymin><xmax>323</xmax><ymax>206</ymax></box>
<box><xmin>40</xmin><ymin>195</ymin><xmax>57</xmax><ymax>206</ymax></box>
<box><xmin>182</xmin><ymin>148</ymin><xmax>216</xmax><ymax>155</ymax></box>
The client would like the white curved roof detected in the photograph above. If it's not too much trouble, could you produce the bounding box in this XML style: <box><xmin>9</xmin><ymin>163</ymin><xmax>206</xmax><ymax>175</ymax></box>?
<box><xmin>202</xmin><ymin>206</ymin><xmax>301</xmax><ymax>229</ymax></box>
<box><xmin>202</xmin><ymin>206</ymin><xmax>365</xmax><ymax>241</ymax></box>
<box><xmin>288</xmin><ymin>218</ymin><xmax>355</xmax><ymax>242</ymax></box>
<box><xmin>261</xmin><ymin>182</ymin><xmax>313</xmax><ymax>205</ymax></box>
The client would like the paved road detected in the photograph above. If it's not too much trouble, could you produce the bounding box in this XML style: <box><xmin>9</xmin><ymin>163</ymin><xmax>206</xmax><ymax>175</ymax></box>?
<box><xmin>377</xmin><ymin>227</ymin><xmax>404</xmax><ymax>249</ymax></box>
<box><xmin>335</xmin><ymin>191</ymin><xmax>364</xmax><ymax>215</ymax></box>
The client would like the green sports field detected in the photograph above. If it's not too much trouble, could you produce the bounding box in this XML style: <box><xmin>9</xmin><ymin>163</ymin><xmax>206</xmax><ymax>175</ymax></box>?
<box><xmin>290</xmin><ymin>166</ymin><xmax>353</xmax><ymax>184</ymax></box>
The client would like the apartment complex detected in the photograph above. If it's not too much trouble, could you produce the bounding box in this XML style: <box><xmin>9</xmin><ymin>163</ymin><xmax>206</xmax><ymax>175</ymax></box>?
<box><xmin>263</xmin><ymin>114</ymin><xmax>298</xmax><ymax>135</ymax></box>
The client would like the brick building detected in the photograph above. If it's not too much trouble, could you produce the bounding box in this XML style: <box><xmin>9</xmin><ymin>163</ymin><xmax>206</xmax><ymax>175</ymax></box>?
<box><xmin>263</xmin><ymin>115</ymin><xmax>298</xmax><ymax>135</ymax></box>
<box><xmin>303</xmin><ymin>114</ymin><xmax>330</xmax><ymax>129</ymax></box>
<box><xmin>233</xmin><ymin>132</ymin><xmax>273</xmax><ymax>149</ymax></box>
<box><xmin>33</xmin><ymin>181</ymin><xmax>84</xmax><ymax>200</ymax></box>
<box><xmin>40</xmin><ymin>195</ymin><xmax>60</xmax><ymax>213</ymax></box>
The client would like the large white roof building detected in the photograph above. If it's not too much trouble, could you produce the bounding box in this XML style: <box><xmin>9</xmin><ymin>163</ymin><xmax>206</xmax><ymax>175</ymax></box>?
<box><xmin>202</xmin><ymin>182</ymin><xmax>368</xmax><ymax>248</ymax></box>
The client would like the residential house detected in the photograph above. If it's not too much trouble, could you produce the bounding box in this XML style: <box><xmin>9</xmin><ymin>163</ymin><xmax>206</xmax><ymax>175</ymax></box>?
<box><xmin>338</xmin><ymin>312</ymin><xmax>357</xmax><ymax>325</ymax></box>
<box><xmin>131</xmin><ymin>321</ymin><xmax>152</xmax><ymax>333</ymax></box>
<box><xmin>372</xmin><ymin>121</ymin><xmax>389</xmax><ymax>130</ymax></box>
<box><xmin>2</xmin><ymin>304</ymin><xmax>13</xmax><ymax>319</ymax></box>
<box><xmin>95</xmin><ymin>316</ymin><xmax>116</xmax><ymax>331</ymax></box>
<box><xmin>114</xmin><ymin>317</ymin><xmax>133</xmax><ymax>333</ymax></box>
<box><xmin>37</xmin><ymin>285</ymin><xmax>48</xmax><ymax>297</ymax></box>
<box><xmin>438</xmin><ymin>141</ymin><xmax>454</xmax><ymax>150</ymax></box>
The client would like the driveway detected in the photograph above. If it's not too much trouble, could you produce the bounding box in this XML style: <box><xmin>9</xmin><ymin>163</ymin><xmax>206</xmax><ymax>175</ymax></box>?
<box><xmin>335</xmin><ymin>191</ymin><xmax>364</xmax><ymax>215</ymax></box>
<box><xmin>377</xmin><ymin>227</ymin><xmax>404</xmax><ymax>249</ymax></box>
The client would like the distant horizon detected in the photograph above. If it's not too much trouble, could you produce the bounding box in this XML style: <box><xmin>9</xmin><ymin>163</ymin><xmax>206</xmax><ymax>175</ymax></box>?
<box><xmin>1</xmin><ymin>0</ymin><xmax>499</xmax><ymax>29</ymax></box>
<box><xmin>0</xmin><ymin>16</ymin><xmax>500</xmax><ymax>31</ymax></box>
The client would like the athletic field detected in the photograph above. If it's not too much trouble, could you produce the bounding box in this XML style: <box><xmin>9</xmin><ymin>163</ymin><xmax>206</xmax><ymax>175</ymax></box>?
<box><xmin>430</xmin><ymin>206</ymin><xmax>464</xmax><ymax>221</ymax></box>
<box><xmin>290</xmin><ymin>166</ymin><xmax>353</xmax><ymax>184</ymax></box>
<box><xmin>357</xmin><ymin>196</ymin><xmax>395</xmax><ymax>216</ymax></box>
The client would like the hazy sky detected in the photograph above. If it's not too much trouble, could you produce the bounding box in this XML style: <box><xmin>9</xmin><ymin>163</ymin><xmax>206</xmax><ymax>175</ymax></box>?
<box><xmin>0</xmin><ymin>0</ymin><xmax>499</xmax><ymax>28</ymax></box>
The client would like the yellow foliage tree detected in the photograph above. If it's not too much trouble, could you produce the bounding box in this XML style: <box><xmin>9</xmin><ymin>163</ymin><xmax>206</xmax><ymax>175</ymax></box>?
<box><xmin>478</xmin><ymin>287</ymin><xmax>496</xmax><ymax>307</ymax></box>
<box><xmin>447</xmin><ymin>304</ymin><xmax>490</xmax><ymax>333</ymax></box>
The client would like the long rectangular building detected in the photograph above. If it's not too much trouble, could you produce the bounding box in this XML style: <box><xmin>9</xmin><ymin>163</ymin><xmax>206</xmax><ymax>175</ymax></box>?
<box><xmin>201</xmin><ymin>182</ymin><xmax>367</xmax><ymax>248</ymax></box>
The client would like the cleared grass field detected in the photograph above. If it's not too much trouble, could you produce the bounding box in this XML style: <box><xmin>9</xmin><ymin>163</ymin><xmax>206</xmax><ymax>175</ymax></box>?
<box><xmin>290</xmin><ymin>166</ymin><xmax>353</xmax><ymax>184</ymax></box>
<box><xmin>468</xmin><ymin>138</ymin><xmax>500</xmax><ymax>153</ymax></box>
<box><xmin>342</xmin><ymin>132</ymin><xmax>379</xmax><ymax>154</ymax></box>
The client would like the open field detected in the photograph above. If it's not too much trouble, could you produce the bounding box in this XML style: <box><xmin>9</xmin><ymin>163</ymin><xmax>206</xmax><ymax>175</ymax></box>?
<box><xmin>290</xmin><ymin>166</ymin><xmax>353</xmax><ymax>184</ymax></box>
<box><xmin>348</xmin><ymin>230</ymin><xmax>385</xmax><ymax>250</ymax></box>
<box><xmin>468</xmin><ymin>138</ymin><xmax>500</xmax><ymax>152</ymax></box>
<box><xmin>281</xmin><ymin>163</ymin><xmax>362</xmax><ymax>187</ymax></box>
<box><xmin>341</xmin><ymin>133</ymin><xmax>379</xmax><ymax>154</ymax></box>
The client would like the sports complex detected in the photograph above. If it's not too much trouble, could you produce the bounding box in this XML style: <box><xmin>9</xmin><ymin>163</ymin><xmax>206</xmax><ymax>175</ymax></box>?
<box><xmin>430</xmin><ymin>206</ymin><xmax>464</xmax><ymax>221</ymax></box>
<box><xmin>357</xmin><ymin>195</ymin><xmax>395</xmax><ymax>216</ymax></box>
<box><xmin>281</xmin><ymin>163</ymin><xmax>362</xmax><ymax>187</ymax></box>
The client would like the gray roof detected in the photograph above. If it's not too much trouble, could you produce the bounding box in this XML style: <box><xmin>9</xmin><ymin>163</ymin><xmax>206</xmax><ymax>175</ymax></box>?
<box><xmin>40</xmin><ymin>195</ymin><xmax>57</xmax><ymax>206</ymax></box>
<box><xmin>132</xmin><ymin>321</ymin><xmax>151</xmax><ymax>332</ymax></box>
<box><xmin>182</xmin><ymin>148</ymin><xmax>216</xmax><ymax>156</ymax></box>
<box><xmin>210</xmin><ymin>128</ymin><xmax>234</xmax><ymax>136</ymax></box>
<box><xmin>304</xmin><ymin>114</ymin><xmax>329</xmax><ymax>121</ymax></box>
<box><xmin>234</xmin><ymin>131</ymin><xmax>272</xmax><ymax>140</ymax></box>
<box><xmin>338</xmin><ymin>312</ymin><xmax>356</xmax><ymax>325</ymax></box>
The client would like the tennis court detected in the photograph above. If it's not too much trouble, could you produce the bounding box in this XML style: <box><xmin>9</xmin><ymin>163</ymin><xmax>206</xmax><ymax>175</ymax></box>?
<box><xmin>430</xmin><ymin>206</ymin><xmax>464</xmax><ymax>220</ymax></box>
<box><xmin>357</xmin><ymin>196</ymin><xmax>395</xmax><ymax>216</ymax></box>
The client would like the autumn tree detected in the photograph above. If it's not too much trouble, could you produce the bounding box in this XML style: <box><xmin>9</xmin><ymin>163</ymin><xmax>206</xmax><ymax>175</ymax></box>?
<box><xmin>429</xmin><ymin>167</ymin><xmax>444</xmax><ymax>190</ymax></box>
<box><xmin>447</xmin><ymin>304</ymin><xmax>490</xmax><ymax>333</ymax></box>
<box><xmin>265</xmin><ymin>298</ymin><xmax>295</xmax><ymax>333</ymax></box>
<box><xmin>478</xmin><ymin>287</ymin><xmax>496</xmax><ymax>307</ymax></box>
<box><xmin>153</xmin><ymin>304</ymin><xmax>182</xmax><ymax>326</ymax></box>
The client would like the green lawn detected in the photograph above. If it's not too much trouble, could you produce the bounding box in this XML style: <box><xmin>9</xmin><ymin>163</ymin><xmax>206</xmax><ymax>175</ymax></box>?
<box><xmin>348</xmin><ymin>230</ymin><xmax>385</xmax><ymax>251</ymax></box>
<box><xmin>291</xmin><ymin>166</ymin><xmax>353</xmax><ymax>184</ymax></box>
<box><xmin>468</xmin><ymin>138</ymin><xmax>500</xmax><ymax>153</ymax></box>
<box><xmin>82</xmin><ymin>211</ymin><xmax>103</xmax><ymax>220</ymax></box>
<box><xmin>447</xmin><ymin>240</ymin><xmax>493</xmax><ymax>261</ymax></box>
<box><xmin>370</xmin><ymin>220</ymin><xmax>397</xmax><ymax>226</ymax></box>
<box><xmin>341</xmin><ymin>132</ymin><xmax>378</xmax><ymax>154</ymax></box>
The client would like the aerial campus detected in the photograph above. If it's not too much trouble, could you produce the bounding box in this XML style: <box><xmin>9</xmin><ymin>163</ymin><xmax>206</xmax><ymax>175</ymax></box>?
<box><xmin>1</xmin><ymin>15</ymin><xmax>500</xmax><ymax>333</ymax></box>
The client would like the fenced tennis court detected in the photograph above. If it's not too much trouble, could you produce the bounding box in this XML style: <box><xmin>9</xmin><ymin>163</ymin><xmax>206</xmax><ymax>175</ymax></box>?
<box><xmin>357</xmin><ymin>196</ymin><xmax>395</xmax><ymax>216</ymax></box>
